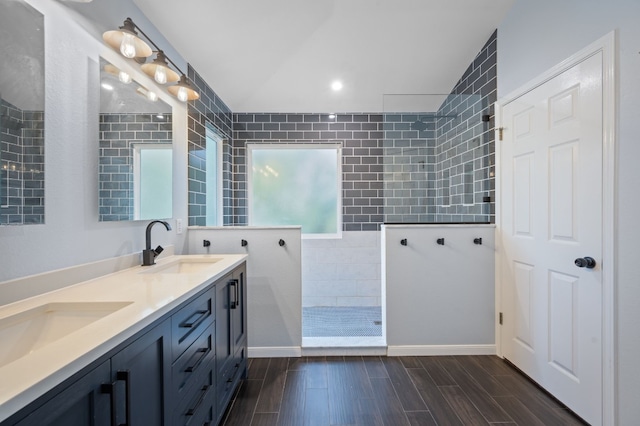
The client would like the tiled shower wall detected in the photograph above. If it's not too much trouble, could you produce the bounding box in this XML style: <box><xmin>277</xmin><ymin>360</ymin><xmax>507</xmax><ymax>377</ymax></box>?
<box><xmin>435</xmin><ymin>30</ymin><xmax>496</xmax><ymax>222</ymax></box>
<box><xmin>187</xmin><ymin>66</ymin><xmax>234</xmax><ymax>226</ymax></box>
<box><xmin>98</xmin><ymin>113</ymin><xmax>172</xmax><ymax>221</ymax></box>
<box><xmin>0</xmin><ymin>99</ymin><xmax>44</xmax><ymax>225</ymax></box>
<box><xmin>232</xmin><ymin>113</ymin><xmax>385</xmax><ymax>231</ymax></box>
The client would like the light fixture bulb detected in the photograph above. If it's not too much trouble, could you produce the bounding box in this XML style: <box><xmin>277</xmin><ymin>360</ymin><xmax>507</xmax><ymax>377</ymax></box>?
<box><xmin>146</xmin><ymin>90</ymin><xmax>158</xmax><ymax>102</ymax></box>
<box><xmin>154</xmin><ymin>65</ymin><xmax>168</xmax><ymax>84</ymax></box>
<box><xmin>118</xmin><ymin>71</ymin><xmax>132</xmax><ymax>84</ymax></box>
<box><xmin>120</xmin><ymin>32</ymin><xmax>137</xmax><ymax>58</ymax></box>
<box><xmin>177</xmin><ymin>86</ymin><xmax>189</xmax><ymax>102</ymax></box>
<box><xmin>331</xmin><ymin>81</ymin><xmax>343</xmax><ymax>91</ymax></box>
<box><xmin>101</xmin><ymin>82</ymin><xmax>114</xmax><ymax>91</ymax></box>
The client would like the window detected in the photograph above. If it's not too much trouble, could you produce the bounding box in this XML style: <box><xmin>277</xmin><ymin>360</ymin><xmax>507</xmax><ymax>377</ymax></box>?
<box><xmin>248</xmin><ymin>144</ymin><xmax>341</xmax><ymax>238</ymax></box>
<box><xmin>133</xmin><ymin>143</ymin><xmax>172</xmax><ymax>220</ymax></box>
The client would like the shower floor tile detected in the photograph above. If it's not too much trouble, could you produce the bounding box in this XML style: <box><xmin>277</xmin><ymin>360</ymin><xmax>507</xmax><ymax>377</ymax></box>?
<box><xmin>302</xmin><ymin>306</ymin><xmax>382</xmax><ymax>337</ymax></box>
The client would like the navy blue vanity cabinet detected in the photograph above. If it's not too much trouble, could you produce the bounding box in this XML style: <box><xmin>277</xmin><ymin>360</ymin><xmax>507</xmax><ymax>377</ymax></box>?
<box><xmin>3</xmin><ymin>260</ymin><xmax>247</xmax><ymax>426</ymax></box>
<box><xmin>13</xmin><ymin>361</ymin><xmax>111</xmax><ymax>426</ymax></box>
<box><xmin>215</xmin><ymin>264</ymin><xmax>247</xmax><ymax>423</ymax></box>
<box><xmin>110</xmin><ymin>319</ymin><xmax>172</xmax><ymax>425</ymax></box>
<box><xmin>11</xmin><ymin>319</ymin><xmax>171</xmax><ymax>426</ymax></box>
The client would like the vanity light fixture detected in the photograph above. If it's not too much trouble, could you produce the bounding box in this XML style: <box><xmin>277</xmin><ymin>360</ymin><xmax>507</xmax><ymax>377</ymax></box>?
<box><xmin>103</xmin><ymin>18</ymin><xmax>152</xmax><ymax>60</ymax></box>
<box><xmin>141</xmin><ymin>51</ymin><xmax>180</xmax><ymax>85</ymax></box>
<box><xmin>103</xmin><ymin>18</ymin><xmax>200</xmax><ymax>102</ymax></box>
<box><xmin>167</xmin><ymin>74</ymin><xmax>200</xmax><ymax>102</ymax></box>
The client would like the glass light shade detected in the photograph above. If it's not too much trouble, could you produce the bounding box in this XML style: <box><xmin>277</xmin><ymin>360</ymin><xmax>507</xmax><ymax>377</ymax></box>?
<box><xmin>177</xmin><ymin>87</ymin><xmax>188</xmax><ymax>102</ymax></box>
<box><xmin>120</xmin><ymin>33</ymin><xmax>137</xmax><ymax>58</ymax></box>
<box><xmin>118</xmin><ymin>71</ymin><xmax>132</xmax><ymax>84</ymax></box>
<box><xmin>154</xmin><ymin>66</ymin><xmax>167</xmax><ymax>84</ymax></box>
<box><xmin>146</xmin><ymin>90</ymin><xmax>158</xmax><ymax>102</ymax></box>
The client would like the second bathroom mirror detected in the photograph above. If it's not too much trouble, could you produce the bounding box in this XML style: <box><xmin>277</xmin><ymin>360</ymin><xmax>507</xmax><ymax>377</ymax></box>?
<box><xmin>98</xmin><ymin>58</ymin><xmax>173</xmax><ymax>222</ymax></box>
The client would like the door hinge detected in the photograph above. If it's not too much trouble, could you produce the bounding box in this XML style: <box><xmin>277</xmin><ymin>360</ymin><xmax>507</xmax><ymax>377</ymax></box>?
<box><xmin>498</xmin><ymin>127</ymin><xmax>504</xmax><ymax>141</ymax></box>
<box><xmin>499</xmin><ymin>312</ymin><xmax>503</xmax><ymax>325</ymax></box>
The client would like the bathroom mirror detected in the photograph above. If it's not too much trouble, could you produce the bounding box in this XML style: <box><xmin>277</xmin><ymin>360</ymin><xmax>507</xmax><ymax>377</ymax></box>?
<box><xmin>98</xmin><ymin>58</ymin><xmax>173</xmax><ymax>221</ymax></box>
<box><xmin>0</xmin><ymin>0</ymin><xmax>45</xmax><ymax>225</ymax></box>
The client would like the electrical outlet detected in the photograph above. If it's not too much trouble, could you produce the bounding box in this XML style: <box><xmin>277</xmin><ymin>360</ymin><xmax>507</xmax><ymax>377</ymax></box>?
<box><xmin>176</xmin><ymin>218</ymin><xmax>183</xmax><ymax>235</ymax></box>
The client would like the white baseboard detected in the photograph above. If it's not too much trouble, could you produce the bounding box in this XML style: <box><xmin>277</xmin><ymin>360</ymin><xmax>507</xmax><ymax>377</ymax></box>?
<box><xmin>302</xmin><ymin>346</ymin><xmax>387</xmax><ymax>357</ymax></box>
<box><xmin>248</xmin><ymin>346</ymin><xmax>302</xmax><ymax>358</ymax></box>
<box><xmin>387</xmin><ymin>344</ymin><xmax>496</xmax><ymax>356</ymax></box>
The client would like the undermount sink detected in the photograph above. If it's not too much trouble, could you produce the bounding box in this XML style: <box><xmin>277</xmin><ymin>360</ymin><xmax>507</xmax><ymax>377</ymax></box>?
<box><xmin>0</xmin><ymin>301</ymin><xmax>132</xmax><ymax>368</ymax></box>
<box><xmin>140</xmin><ymin>257</ymin><xmax>223</xmax><ymax>274</ymax></box>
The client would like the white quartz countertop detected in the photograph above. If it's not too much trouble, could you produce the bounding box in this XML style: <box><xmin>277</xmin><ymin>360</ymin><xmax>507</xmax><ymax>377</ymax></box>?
<box><xmin>0</xmin><ymin>254</ymin><xmax>247</xmax><ymax>422</ymax></box>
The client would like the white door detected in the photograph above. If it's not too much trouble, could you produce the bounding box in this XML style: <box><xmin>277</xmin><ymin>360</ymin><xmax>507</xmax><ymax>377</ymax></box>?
<box><xmin>499</xmin><ymin>52</ymin><xmax>603</xmax><ymax>424</ymax></box>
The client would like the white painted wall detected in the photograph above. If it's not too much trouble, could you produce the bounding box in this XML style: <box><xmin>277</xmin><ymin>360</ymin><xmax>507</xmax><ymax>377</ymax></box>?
<box><xmin>187</xmin><ymin>227</ymin><xmax>302</xmax><ymax>357</ymax></box>
<box><xmin>497</xmin><ymin>2</ymin><xmax>640</xmax><ymax>423</ymax></box>
<box><xmin>302</xmin><ymin>231</ymin><xmax>381</xmax><ymax>307</ymax></box>
<box><xmin>384</xmin><ymin>225</ymin><xmax>495</xmax><ymax>355</ymax></box>
<box><xmin>0</xmin><ymin>0</ymin><xmax>189</xmax><ymax>283</ymax></box>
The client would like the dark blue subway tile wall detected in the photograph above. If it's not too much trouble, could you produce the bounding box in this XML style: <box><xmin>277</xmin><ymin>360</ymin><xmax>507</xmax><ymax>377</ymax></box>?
<box><xmin>382</xmin><ymin>114</ymin><xmax>437</xmax><ymax>223</ymax></box>
<box><xmin>232</xmin><ymin>113</ymin><xmax>385</xmax><ymax>231</ymax></box>
<box><xmin>434</xmin><ymin>30</ymin><xmax>496</xmax><ymax>223</ymax></box>
<box><xmin>1</xmin><ymin>99</ymin><xmax>44</xmax><ymax>225</ymax></box>
<box><xmin>98</xmin><ymin>113</ymin><xmax>172</xmax><ymax>221</ymax></box>
<box><xmin>187</xmin><ymin>65</ymin><xmax>234</xmax><ymax>226</ymax></box>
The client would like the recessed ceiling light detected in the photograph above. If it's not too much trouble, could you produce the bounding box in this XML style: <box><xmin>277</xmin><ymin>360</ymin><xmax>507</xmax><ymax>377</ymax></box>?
<box><xmin>331</xmin><ymin>81</ymin><xmax>343</xmax><ymax>91</ymax></box>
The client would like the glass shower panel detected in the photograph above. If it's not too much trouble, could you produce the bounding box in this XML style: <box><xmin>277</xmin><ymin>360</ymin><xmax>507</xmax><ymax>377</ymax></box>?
<box><xmin>382</xmin><ymin>94</ymin><xmax>494</xmax><ymax>224</ymax></box>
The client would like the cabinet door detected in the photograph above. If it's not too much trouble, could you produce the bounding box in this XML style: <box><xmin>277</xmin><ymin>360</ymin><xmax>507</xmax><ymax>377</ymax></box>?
<box><xmin>230</xmin><ymin>265</ymin><xmax>246</xmax><ymax>351</ymax></box>
<box><xmin>15</xmin><ymin>361</ymin><xmax>111</xmax><ymax>426</ymax></box>
<box><xmin>215</xmin><ymin>275</ymin><xmax>232</xmax><ymax>371</ymax></box>
<box><xmin>111</xmin><ymin>319</ymin><xmax>171</xmax><ymax>425</ymax></box>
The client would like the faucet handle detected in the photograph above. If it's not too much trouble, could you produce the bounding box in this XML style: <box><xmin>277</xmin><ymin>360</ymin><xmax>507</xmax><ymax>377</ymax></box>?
<box><xmin>154</xmin><ymin>245</ymin><xmax>164</xmax><ymax>256</ymax></box>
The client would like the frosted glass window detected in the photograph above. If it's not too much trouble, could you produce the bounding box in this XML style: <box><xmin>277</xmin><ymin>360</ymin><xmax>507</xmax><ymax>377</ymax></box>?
<box><xmin>248</xmin><ymin>144</ymin><xmax>341</xmax><ymax>237</ymax></box>
<box><xmin>134</xmin><ymin>144</ymin><xmax>172</xmax><ymax>220</ymax></box>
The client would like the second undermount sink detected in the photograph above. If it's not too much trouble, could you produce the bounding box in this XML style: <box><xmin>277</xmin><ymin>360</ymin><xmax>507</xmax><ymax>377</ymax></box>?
<box><xmin>0</xmin><ymin>301</ymin><xmax>133</xmax><ymax>368</ymax></box>
<box><xmin>140</xmin><ymin>257</ymin><xmax>223</xmax><ymax>274</ymax></box>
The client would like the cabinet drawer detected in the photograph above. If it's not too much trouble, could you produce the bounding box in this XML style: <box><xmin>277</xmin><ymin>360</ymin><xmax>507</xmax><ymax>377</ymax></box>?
<box><xmin>173</xmin><ymin>362</ymin><xmax>216</xmax><ymax>426</ymax></box>
<box><xmin>172</xmin><ymin>322</ymin><xmax>215</xmax><ymax>402</ymax></box>
<box><xmin>217</xmin><ymin>346</ymin><xmax>246</xmax><ymax>415</ymax></box>
<box><xmin>172</xmin><ymin>289</ymin><xmax>214</xmax><ymax>361</ymax></box>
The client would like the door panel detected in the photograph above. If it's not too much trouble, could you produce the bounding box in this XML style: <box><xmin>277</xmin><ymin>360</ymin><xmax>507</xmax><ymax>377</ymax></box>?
<box><xmin>500</xmin><ymin>52</ymin><xmax>603</xmax><ymax>424</ymax></box>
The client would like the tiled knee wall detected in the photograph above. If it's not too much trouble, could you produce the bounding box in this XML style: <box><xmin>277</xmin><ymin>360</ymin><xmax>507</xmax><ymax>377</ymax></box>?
<box><xmin>98</xmin><ymin>113</ymin><xmax>172</xmax><ymax>221</ymax></box>
<box><xmin>1</xmin><ymin>99</ymin><xmax>44</xmax><ymax>225</ymax></box>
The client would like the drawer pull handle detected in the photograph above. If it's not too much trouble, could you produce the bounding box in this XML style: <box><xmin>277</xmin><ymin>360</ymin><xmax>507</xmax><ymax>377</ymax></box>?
<box><xmin>186</xmin><ymin>385</ymin><xmax>209</xmax><ymax>416</ymax></box>
<box><xmin>185</xmin><ymin>347</ymin><xmax>211</xmax><ymax>373</ymax></box>
<box><xmin>116</xmin><ymin>370</ymin><xmax>131</xmax><ymax>426</ymax></box>
<box><xmin>100</xmin><ymin>383</ymin><xmax>117</xmax><ymax>426</ymax></box>
<box><xmin>229</xmin><ymin>279</ymin><xmax>239</xmax><ymax>309</ymax></box>
<box><xmin>180</xmin><ymin>309</ymin><xmax>209</xmax><ymax>329</ymax></box>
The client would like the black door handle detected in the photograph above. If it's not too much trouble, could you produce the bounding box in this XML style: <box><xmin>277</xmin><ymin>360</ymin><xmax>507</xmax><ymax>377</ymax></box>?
<box><xmin>575</xmin><ymin>257</ymin><xmax>596</xmax><ymax>269</ymax></box>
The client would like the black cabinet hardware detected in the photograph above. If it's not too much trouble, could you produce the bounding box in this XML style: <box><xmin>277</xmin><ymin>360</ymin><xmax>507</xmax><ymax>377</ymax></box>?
<box><xmin>180</xmin><ymin>310</ymin><xmax>209</xmax><ymax>329</ymax></box>
<box><xmin>437</xmin><ymin>238</ymin><xmax>445</xmax><ymax>245</ymax></box>
<box><xmin>400</xmin><ymin>239</ymin><xmax>407</xmax><ymax>246</ymax></box>
<box><xmin>186</xmin><ymin>385</ymin><xmax>209</xmax><ymax>416</ymax></box>
<box><xmin>241</xmin><ymin>239</ymin><xmax>248</xmax><ymax>247</ymax></box>
<box><xmin>203</xmin><ymin>240</ymin><xmax>210</xmax><ymax>247</ymax></box>
<box><xmin>474</xmin><ymin>238</ymin><xmax>483</xmax><ymax>245</ymax></box>
<box><xmin>279</xmin><ymin>239</ymin><xmax>286</xmax><ymax>246</ymax></box>
<box><xmin>116</xmin><ymin>370</ymin><xmax>131</xmax><ymax>426</ymax></box>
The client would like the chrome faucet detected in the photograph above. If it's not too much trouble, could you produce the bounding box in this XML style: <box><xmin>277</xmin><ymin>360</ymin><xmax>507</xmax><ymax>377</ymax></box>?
<box><xmin>142</xmin><ymin>220</ymin><xmax>172</xmax><ymax>266</ymax></box>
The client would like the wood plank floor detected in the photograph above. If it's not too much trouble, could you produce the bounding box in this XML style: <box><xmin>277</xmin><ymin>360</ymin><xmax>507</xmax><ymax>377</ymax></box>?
<box><xmin>221</xmin><ymin>356</ymin><xmax>588</xmax><ymax>426</ymax></box>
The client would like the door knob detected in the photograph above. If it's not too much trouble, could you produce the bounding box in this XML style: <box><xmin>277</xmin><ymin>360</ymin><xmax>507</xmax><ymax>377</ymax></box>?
<box><xmin>574</xmin><ymin>257</ymin><xmax>596</xmax><ymax>269</ymax></box>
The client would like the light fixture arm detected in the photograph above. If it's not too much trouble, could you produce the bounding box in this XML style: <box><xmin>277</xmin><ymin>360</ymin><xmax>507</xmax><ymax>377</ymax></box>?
<box><xmin>123</xmin><ymin>17</ymin><xmax>187</xmax><ymax>77</ymax></box>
